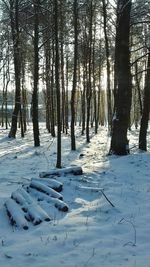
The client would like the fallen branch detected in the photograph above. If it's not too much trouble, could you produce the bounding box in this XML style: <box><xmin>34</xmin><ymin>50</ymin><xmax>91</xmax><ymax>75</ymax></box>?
<box><xmin>78</xmin><ymin>186</ymin><xmax>115</xmax><ymax>207</ymax></box>
<box><xmin>100</xmin><ymin>189</ymin><xmax>115</xmax><ymax>208</ymax></box>
<box><xmin>78</xmin><ymin>186</ymin><xmax>104</xmax><ymax>192</ymax></box>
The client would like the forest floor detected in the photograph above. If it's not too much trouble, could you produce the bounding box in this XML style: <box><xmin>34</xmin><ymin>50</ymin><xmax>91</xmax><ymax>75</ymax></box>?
<box><xmin>0</xmin><ymin>124</ymin><xmax>150</xmax><ymax>267</ymax></box>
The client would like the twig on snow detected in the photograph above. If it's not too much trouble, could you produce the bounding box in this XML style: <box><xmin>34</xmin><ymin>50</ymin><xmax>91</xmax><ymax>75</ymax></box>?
<box><xmin>100</xmin><ymin>189</ymin><xmax>115</xmax><ymax>208</ymax></box>
<box><xmin>78</xmin><ymin>186</ymin><xmax>115</xmax><ymax>207</ymax></box>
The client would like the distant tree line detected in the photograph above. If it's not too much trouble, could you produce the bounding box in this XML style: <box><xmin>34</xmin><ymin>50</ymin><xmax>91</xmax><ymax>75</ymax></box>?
<box><xmin>0</xmin><ymin>0</ymin><xmax>150</xmax><ymax>167</ymax></box>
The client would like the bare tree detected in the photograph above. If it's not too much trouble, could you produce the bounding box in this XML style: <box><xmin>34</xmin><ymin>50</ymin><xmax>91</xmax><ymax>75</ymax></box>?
<box><xmin>55</xmin><ymin>0</ymin><xmax>61</xmax><ymax>168</ymax></box>
<box><xmin>110</xmin><ymin>0</ymin><xmax>132</xmax><ymax>155</ymax></box>
<box><xmin>71</xmin><ymin>0</ymin><xmax>78</xmax><ymax>150</ymax></box>
<box><xmin>139</xmin><ymin>47</ymin><xmax>150</xmax><ymax>150</ymax></box>
<box><xmin>8</xmin><ymin>0</ymin><xmax>22</xmax><ymax>138</ymax></box>
<box><xmin>102</xmin><ymin>0</ymin><xmax>112</xmax><ymax>132</ymax></box>
<box><xmin>31</xmin><ymin>0</ymin><xmax>40</xmax><ymax>146</ymax></box>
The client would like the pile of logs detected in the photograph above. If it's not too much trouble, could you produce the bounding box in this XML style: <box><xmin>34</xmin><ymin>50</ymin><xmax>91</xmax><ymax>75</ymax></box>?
<box><xmin>4</xmin><ymin>166</ymin><xmax>83</xmax><ymax>230</ymax></box>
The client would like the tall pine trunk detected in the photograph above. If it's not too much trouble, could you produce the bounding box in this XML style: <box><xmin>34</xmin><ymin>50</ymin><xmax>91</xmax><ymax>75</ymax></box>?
<box><xmin>55</xmin><ymin>0</ymin><xmax>61</xmax><ymax>168</ymax></box>
<box><xmin>65</xmin><ymin>54</ymin><xmax>69</xmax><ymax>134</ymax></box>
<box><xmin>102</xmin><ymin>0</ymin><xmax>112</xmax><ymax>132</ymax></box>
<box><xmin>110</xmin><ymin>0</ymin><xmax>132</xmax><ymax>155</ymax></box>
<box><xmin>71</xmin><ymin>0</ymin><xmax>78</xmax><ymax>150</ymax></box>
<box><xmin>86</xmin><ymin>0</ymin><xmax>93</xmax><ymax>143</ymax></box>
<box><xmin>8</xmin><ymin>0</ymin><xmax>21</xmax><ymax>138</ymax></box>
<box><xmin>32</xmin><ymin>0</ymin><xmax>40</xmax><ymax>147</ymax></box>
<box><xmin>139</xmin><ymin>49</ymin><xmax>150</xmax><ymax>151</ymax></box>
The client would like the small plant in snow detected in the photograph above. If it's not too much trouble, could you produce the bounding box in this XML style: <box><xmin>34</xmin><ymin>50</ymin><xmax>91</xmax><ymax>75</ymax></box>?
<box><xmin>119</xmin><ymin>217</ymin><xmax>137</xmax><ymax>246</ymax></box>
<box><xmin>52</xmin><ymin>235</ymin><xmax>58</xmax><ymax>241</ymax></box>
<box><xmin>83</xmin><ymin>247</ymin><xmax>96</xmax><ymax>267</ymax></box>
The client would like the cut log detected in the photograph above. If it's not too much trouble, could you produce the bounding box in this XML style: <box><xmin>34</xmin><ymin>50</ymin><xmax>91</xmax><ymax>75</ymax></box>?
<box><xmin>28</xmin><ymin>187</ymin><xmax>69</xmax><ymax>212</ymax></box>
<box><xmin>11</xmin><ymin>188</ymin><xmax>51</xmax><ymax>225</ymax></box>
<box><xmin>5</xmin><ymin>198</ymin><xmax>29</xmax><ymax>230</ymax></box>
<box><xmin>39</xmin><ymin>166</ymin><xmax>83</xmax><ymax>178</ymax></box>
<box><xmin>27</xmin><ymin>203</ymin><xmax>51</xmax><ymax>225</ymax></box>
<box><xmin>31</xmin><ymin>178</ymin><xmax>63</xmax><ymax>192</ymax></box>
<box><xmin>30</xmin><ymin>180</ymin><xmax>63</xmax><ymax>200</ymax></box>
<box><xmin>17</xmin><ymin>188</ymin><xmax>34</xmax><ymax>204</ymax></box>
<box><xmin>11</xmin><ymin>190</ymin><xmax>28</xmax><ymax>210</ymax></box>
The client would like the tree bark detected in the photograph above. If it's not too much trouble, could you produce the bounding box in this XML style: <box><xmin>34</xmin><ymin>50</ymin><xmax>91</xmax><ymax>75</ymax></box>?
<box><xmin>55</xmin><ymin>0</ymin><xmax>61</xmax><ymax>168</ymax></box>
<box><xmin>110</xmin><ymin>0</ymin><xmax>132</xmax><ymax>155</ymax></box>
<box><xmin>86</xmin><ymin>0</ymin><xmax>93</xmax><ymax>143</ymax></box>
<box><xmin>102</xmin><ymin>0</ymin><xmax>112</xmax><ymax>132</ymax></box>
<box><xmin>71</xmin><ymin>0</ymin><xmax>78</xmax><ymax>150</ymax></box>
<box><xmin>65</xmin><ymin>54</ymin><xmax>69</xmax><ymax>134</ymax></box>
<box><xmin>32</xmin><ymin>0</ymin><xmax>40</xmax><ymax>147</ymax></box>
<box><xmin>139</xmin><ymin>49</ymin><xmax>150</xmax><ymax>151</ymax></box>
<box><xmin>8</xmin><ymin>0</ymin><xmax>21</xmax><ymax>138</ymax></box>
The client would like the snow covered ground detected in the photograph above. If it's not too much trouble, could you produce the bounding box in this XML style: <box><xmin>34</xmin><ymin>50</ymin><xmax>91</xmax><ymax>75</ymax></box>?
<box><xmin>0</xmin><ymin>124</ymin><xmax>150</xmax><ymax>267</ymax></box>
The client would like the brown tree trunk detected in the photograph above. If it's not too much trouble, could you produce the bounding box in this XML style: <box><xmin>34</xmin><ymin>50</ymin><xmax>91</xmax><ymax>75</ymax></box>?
<box><xmin>65</xmin><ymin>54</ymin><xmax>69</xmax><ymax>134</ymax></box>
<box><xmin>110</xmin><ymin>0</ymin><xmax>132</xmax><ymax>155</ymax></box>
<box><xmin>50</xmin><ymin>41</ymin><xmax>56</xmax><ymax>137</ymax></box>
<box><xmin>81</xmin><ymin>65</ymin><xmax>86</xmax><ymax>135</ymax></box>
<box><xmin>71</xmin><ymin>0</ymin><xmax>78</xmax><ymax>150</ymax></box>
<box><xmin>102</xmin><ymin>0</ymin><xmax>112</xmax><ymax>132</ymax></box>
<box><xmin>32</xmin><ymin>0</ymin><xmax>40</xmax><ymax>147</ymax></box>
<box><xmin>86</xmin><ymin>0</ymin><xmax>93</xmax><ymax>143</ymax></box>
<box><xmin>60</xmin><ymin>0</ymin><xmax>66</xmax><ymax>134</ymax></box>
<box><xmin>55</xmin><ymin>0</ymin><xmax>61</xmax><ymax>168</ymax></box>
<box><xmin>139</xmin><ymin>49</ymin><xmax>150</xmax><ymax>151</ymax></box>
<box><xmin>8</xmin><ymin>0</ymin><xmax>21</xmax><ymax>138</ymax></box>
<box><xmin>44</xmin><ymin>37</ymin><xmax>51</xmax><ymax>133</ymax></box>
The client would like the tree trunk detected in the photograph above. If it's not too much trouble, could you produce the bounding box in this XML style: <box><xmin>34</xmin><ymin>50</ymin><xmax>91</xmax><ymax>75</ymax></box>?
<box><xmin>81</xmin><ymin>64</ymin><xmax>86</xmax><ymax>135</ymax></box>
<box><xmin>50</xmin><ymin>42</ymin><xmax>56</xmax><ymax>137</ymax></box>
<box><xmin>8</xmin><ymin>0</ymin><xmax>21</xmax><ymax>138</ymax></box>
<box><xmin>55</xmin><ymin>0</ymin><xmax>61</xmax><ymax>168</ymax></box>
<box><xmin>32</xmin><ymin>0</ymin><xmax>40</xmax><ymax>147</ymax></box>
<box><xmin>60</xmin><ymin>0</ymin><xmax>66</xmax><ymax>134</ymax></box>
<box><xmin>21</xmin><ymin>68</ymin><xmax>27</xmax><ymax>133</ymax></box>
<box><xmin>44</xmin><ymin>37</ymin><xmax>51</xmax><ymax>133</ymax></box>
<box><xmin>86</xmin><ymin>0</ymin><xmax>93</xmax><ymax>143</ymax></box>
<box><xmin>65</xmin><ymin>54</ymin><xmax>69</xmax><ymax>134</ymax></box>
<box><xmin>110</xmin><ymin>0</ymin><xmax>132</xmax><ymax>155</ymax></box>
<box><xmin>139</xmin><ymin>49</ymin><xmax>150</xmax><ymax>151</ymax></box>
<box><xmin>135</xmin><ymin>62</ymin><xmax>143</xmax><ymax>115</ymax></box>
<box><xmin>102</xmin><ymin>0</ymin><xmax>112</xmax><ymax>132</ymax></box>
<box><xmin>71</xmin><ymin>0</ymin><xmax>78</xmax><ymax>150</ymax></box>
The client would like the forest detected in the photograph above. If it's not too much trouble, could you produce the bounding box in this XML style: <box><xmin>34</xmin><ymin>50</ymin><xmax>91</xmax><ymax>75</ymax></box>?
<box><xmin>0</xmin><ymin>0</ymin><xmax>150</xmax><ymax>168</ymax></box>
<box><xmin>0</xmin><ymin>1</ymin><xmax>150</xmax><ymax>266</ymax></box>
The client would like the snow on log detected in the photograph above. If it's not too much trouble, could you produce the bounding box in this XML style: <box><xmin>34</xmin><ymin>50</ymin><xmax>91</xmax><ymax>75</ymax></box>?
<box><xmin>11</xmin><ymin>190</ymin><xmax>28</xmax><ymax>210</ymax></box>
<box><xmin>31</xmin><ymin>178</ymin><xmax>63</xmax><ymax>192</ymax></box>
<box><xmin>17</xmin><ymin>188</ymin><xmax>34</xmax><ymax>204</ymax></box>
<box><xmin>30</xmin><ymin>180</ymin><xmax>63</xmax><ymax>200</ymax></box>
<box><xmin>5</xmin><ymin>199</ymin><xmax>29</xmax><ymax>230</ymax></box>
<box><xmin>28</xmin><ymin>187</ymin><xmax>69</xmax><ymax>212</ymax></box>
<box><xmin>11</xmin><ymin>188</ymin><xmax>51</xmax><ymax>225</ymax></box>
<box><xmin>27</xmin><ymin>203</ymin><xmax>51</xmax><ymax>225</ymax></box>
<box><xmin>39</xmin><ymin>166</ymin><xmax>83</xmax><ymax>178</ymax></box>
